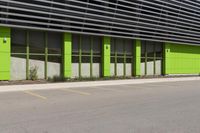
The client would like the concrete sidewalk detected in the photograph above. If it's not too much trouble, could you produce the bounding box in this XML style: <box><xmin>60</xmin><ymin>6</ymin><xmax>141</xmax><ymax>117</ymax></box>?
<box><xmin>0</xmin><ymin>77</ymin><xmax>199</xmax><ymax>93</ymax></box>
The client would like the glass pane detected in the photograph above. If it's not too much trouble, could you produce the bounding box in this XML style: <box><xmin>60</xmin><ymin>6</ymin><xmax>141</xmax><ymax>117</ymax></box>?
<box><xmin>126</xmin><ymin>58</ymin><xmax>132</xmax><ymax>63</ymax></box>
<box><xmin>146</xmin><ymin>41</ymin><xmax>154</xmax><ymax>57</ymax></box>
<box><xmin>117</xmin><ymin>57</ymin><xmax>124</xmax><ymax>63</ymax></box>
<box><xmin>11</xmin><ymin>29</ymin><xmax>26</xmax><ymax>53</ymax></box>
<box><xmin>111</xmin><ymin>57</ymin><xmax>115</xmax><ymax>63</ymax></box>
<box><xmin>82</xmin><ymin>56</ymin><xmax>90</xmax><ymax>63</ymax></box>
<box><xmin>72</xmin><ymin>56</ymin><xmax>79</xmax><ymax>63</ymax></box>
<box><xmin>29</xmin><ymin>31</ymin><xmax>45</xmax><ymax>53</ymax></box>
<box><xmin>72</xmin><ymin>34</ymin><xmax>79</xmax><ymax>53</ymax></box>
<box><xmin>141</xmin><ymin>41</ymin><xmax>146</xmax><ymax>57</ymax></box>
<box><xmin>111</xmin><ymin>38</ymin><xmax>115</xmax><ymax>54</ymax></box>
<box><xmin>30</xmin><ymin>55</ymin><xmax>45</xmax><ymax>61</ymax></box>
<box><xmin>48</xmin><ymin>56</ymin><xmax>61</xmax><ymax>63</ymax></box>
<box><xmin>93</xmin><ymin>36</ymin><xmax>101</xmax><ymax>53</ymax></box>
<box><xmin>48</xmin><ymin>32</ymin><xmax>62</xmax><ymax>54</ymax></box>
<box><xmin>125</xmin><ymin>39</ymin><xmax>133</xmax><ymax>55</ymax></box>
<box><xmin>93</xmin><ymin>57</ymin><xmax>101</xmax><ymax>63</ymax></box>
<box><xmin>141</xmin><ymin>58</ymin><xmax>145</xmax><ymax>63</ymax></box>
<box><xmin>82</xmin><ymin>35</ymin><xmax>91</xmax><ymax>53</ymax></box>
<box><xmin>156</xmin><ymin>43</ymin><xmax>163</xmax><ymax>58</ymax></box>
<box><xmin>116</xmin><ymin>38</ymin><xmax>124</xmax><ymax>54</ymax></box>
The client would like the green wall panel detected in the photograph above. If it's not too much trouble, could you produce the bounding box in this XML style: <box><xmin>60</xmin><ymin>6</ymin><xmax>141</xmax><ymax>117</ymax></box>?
<box><xmin>102</xmin><ymin>36</ymin><xmax>110</xmax><ymax>77</ymax></box>
<box><xmin>164</xmin><ymin>43</ymin><xmax>200</xmax><ymax>74</ymax></box>
<box><xmin>133</xmin><ymin>40</ymin><xmax>141</xmax><ymax>76</ymax></box>
<box><xmin>0</xmin><ymin>27</ymin><xmax>11</xmax><ymax>80</ymax></box>
<box><xmin>63</xmin><ymin>33</ymin><xmax>72</xmax><ymax>78</ymax></box>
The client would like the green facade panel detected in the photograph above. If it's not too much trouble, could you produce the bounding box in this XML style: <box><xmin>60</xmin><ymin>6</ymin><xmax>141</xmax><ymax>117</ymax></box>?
<box><xmin>102</xmin><ymin>36</ymin><xmax>111</xmax><ymax>77</ymax></box>
<box><xmin>63</xmin><ymin>33</ymin><xmax>72</xmax><ymax>78</ymax></box>
<box><xmin>133</xmin><ymin>40</ymin><xmax>141</xmax><ymax>76</ymax></box>
<box><xmin>0</xmin><ymin>27</ymin><xmax>11</xmax><ymax>80</ymax></box>
<box><xmin>164</xmin><ymin>43</ymin><xmax>200</xmax><ymax>74</ymax></box>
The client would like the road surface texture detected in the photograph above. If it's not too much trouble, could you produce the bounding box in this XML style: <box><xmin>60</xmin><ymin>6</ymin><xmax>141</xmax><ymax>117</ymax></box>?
<box><xmin>0</xmin><ymin>80</ymin><xmax>200</xmax><ymax>133</ymax></box>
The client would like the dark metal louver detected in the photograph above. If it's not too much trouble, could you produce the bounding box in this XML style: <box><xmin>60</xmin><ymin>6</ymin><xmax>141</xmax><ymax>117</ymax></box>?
<box><xmin>0</xmin><ymin>0</ymin><xmax>200</xmax><ymax>45</ymax></box>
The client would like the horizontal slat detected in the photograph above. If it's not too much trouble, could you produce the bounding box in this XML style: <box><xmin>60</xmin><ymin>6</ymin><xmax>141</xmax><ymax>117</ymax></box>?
<box><xmin>0</xmin><ymin>0</ymin><xmax>200</xmax><ymax>45</ymax></box>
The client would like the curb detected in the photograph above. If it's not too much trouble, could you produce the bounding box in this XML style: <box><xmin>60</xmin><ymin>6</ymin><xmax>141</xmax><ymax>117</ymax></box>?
<box><xmin>0</xmin><ymin>77</ymin><xmax>200</xmax><ymax>93</ymax></box>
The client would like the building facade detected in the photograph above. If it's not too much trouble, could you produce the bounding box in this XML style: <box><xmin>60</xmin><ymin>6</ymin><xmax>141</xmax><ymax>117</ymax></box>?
<box><xmin>0</xmin><ymin>0</ymin><xmax>200</xmax><ymax>80</ymax></box>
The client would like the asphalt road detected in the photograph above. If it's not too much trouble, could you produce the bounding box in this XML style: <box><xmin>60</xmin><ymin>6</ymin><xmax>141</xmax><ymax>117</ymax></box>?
<box><xmin>0</xmin><ymin>80</ymin><xmax>200</xmax><ymax>133</ymax></box>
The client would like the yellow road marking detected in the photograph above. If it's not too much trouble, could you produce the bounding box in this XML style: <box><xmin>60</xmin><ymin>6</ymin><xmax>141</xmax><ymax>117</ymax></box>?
<box><xmin>23</xmin><ymin>90</ymin><xmax>47</xmax><ymax>100</ymax></box>
<box><xmin>59</xmin><ymin>88</ymin><xmax>91</xmax><ymax>96</ymax></box>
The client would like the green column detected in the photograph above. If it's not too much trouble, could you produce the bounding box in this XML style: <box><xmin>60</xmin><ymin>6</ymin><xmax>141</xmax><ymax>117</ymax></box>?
<box><xmin>102</xmin><ymin>36</ymin><xmax>110</xmax><ymax>77</ymax></box>
<box><xmin>133</xmin><ymin>39</ymin><xmax>141</xmax><ymax>76</ymax></box>
<box><xmin>0</xmin><ymin>27</ymin><xmax>11</xmax><ymax>80</ymax></box>
<box><xmin>63</xmin><ymin>33</ymin><xmax>72</xmax><ymax>78</ymax></box>
<box><xmin>163</xmin><ymin>42</ymin><xmax>171</xmax><ymax>75</ymax></box>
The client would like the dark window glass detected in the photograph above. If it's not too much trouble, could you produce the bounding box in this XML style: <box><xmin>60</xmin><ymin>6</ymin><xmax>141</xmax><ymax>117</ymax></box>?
<box><xmin>126</xmin><ymin>58</ymin><xmax>132</xmax><ymax>63</ymax></box>
<box><xmin>93</xmin><ymin>36</ymin><xmax>101</xmax><ymax>54</ymax></box>
<box><xmin>72</xmin><ymin>34</ymin><xmax>79</xmax><ymax>53</ymax></box>
<box><xmin>141</xmin><ymin>58</ymin><xmax>145</xmax><ymax>63</ymax></box>
<box><xmin>125</xmin><ymin>39</ymin><xmax>133</xmax><ymax>55</ymax></box>
<box><xmin>117</xmin><ymin>58</ymin><xmax>124</xmax><ymax>63</ymax></box>
<box><xmin>48</xmin><ymin>32</ymin><xmax>62</xmax><ymax>54</ymax></box>
<box><xmin>11</xmin><ymin>54</ymin><xmax>26</xmax><ymax>59</ymax></box>
<box><xmin>93</xmin><ymin>57</ymin><xmax>101</xmax><ymax>63</ymax></box>
<box><xmin>29</xmin><ymin>31</ymin><xmax>45</xmax><ymax>54</ymax></box>
<box><xmin>72</xmin><ymin>56</ymin><xmax>79</xmax><ymax>63</ymax></box>
<box><xmin>82</xmin><ymin>35</ymin><xmax>91</xmax><ymax>53</ymax></box>
<box><xmin>147</xmin><ymin>58</ymin><xmax>154</xmax><ymax>62</ymax></box>
<box><xmin>141</xmin><ymin>42</ymin><xmax>146</xmax><ymax>57</ymax></box>
<box><xmin>156</xmin><ymin>43</ymin><xmax>163</xmax><ymax>58</ymax></box>
<box><xmin>29</xmin><ymin>55</ymin><xmax>45</xmax><ymax>61</ymax></box>
<box><xmin>111</xmin><ymin>38</ymin><xmax>115</xmax><ymax>54</ymax></box>
<box><xmin>48</xmin><ymin>56</ymin><xmax>61</xmax><ymax>63</ymax></box>
<box><xmin>111</xmin><ymin>57</ymin><xmax>115</xmax><ymax>63</ymax></box>
<box><xmin>116</xmin><ymin>38</ymin><xmax>124</xmax><ymax>54</ymax></box>
<box><xmin>82</xmin><ymin>56</ymin><xmax>90</xmax><ymax>63</ymax></box>
<box><xmin>146</xmin><ymin>42</ymin><xmax>154</xmax><ymax>57</ymax></box>
<box><xmin>11</xmin><ymin>29</ymin><xmax>26</xmax><ymax>53</ymax></box>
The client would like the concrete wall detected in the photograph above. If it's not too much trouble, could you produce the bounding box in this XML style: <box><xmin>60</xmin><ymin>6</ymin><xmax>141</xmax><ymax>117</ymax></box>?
<box><xmin>110</xmin><ymin>63</ymin><xmax>115</xmax><ymax>76</ymax></box>
<box><xmin>29</xmin><ymin>58</ymin><xmax>45</xmax><ymax>79</ymax></box>
<box><xmin>47</xmin><ymin>62</ymin><xmax>61</xmax><ymax>78</ymax></box>
<box><xmin>141</xmin><ymin>62</ymin><xmax>145</xmax><ymax>76</ymax></box>
<box><xmin>93</xmin><ymin>63</ymin><xmax>101</xmax><ymax>77</ymax></box>
<box><xmin>117</xmin><ymin>63</ymin><xmax>124</xmax><ymax>76</ymax></box>
<box><xmin>155</xmin><ymin>60</ymin><xmax>162</xmax><ymax>75</ymax></box>
<box><xmin>81</xmin><ymin>63</ymin><xmax>90</xmax><ymax>77</ymax></box>
<box><xmin>11</xmin><ymin>57</ymin><xmax>26</xmax><ymax>80</ymax></box>
<box><xmin>72</xmin><ymin>63</ymin><xmax>79</xmax><ymax>78</ymax></box>
<box><xmin>147</xmin><ymin>61</ymin><xmax>154</xmax><ymax>75</ymax></box>
<box><xmin>126</xmin><ymin>63</ymin><xmax>132</xmax><ymax>76</ymax></box>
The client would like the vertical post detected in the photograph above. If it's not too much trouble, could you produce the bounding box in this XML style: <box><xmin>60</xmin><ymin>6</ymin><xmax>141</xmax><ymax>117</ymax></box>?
<box><xmin>79</xmin><ymin>35</ymin><xmax>82</xmax><ymax>78</ymax></box>
<box><xmin>102</xmin><ymin>36</ymin><xmax>110</xmax><ymax>77</ymax></box>
<box><xmin>63</xmin><ymin>33</ymin><xmax>72</xmax><ymax>78</ymax></box>
<box><xmin>0</xmin><ymin>27</ymin><xmax>11</xmax><ymax>80</ymax></box>
<box><xmin>133</xmin><ymin>39</ymin><xmax>141</xmax><ymax>76</ymax></box>
<box><xmin>44</xmin><ymin>32</ymin><xmax>48</xmax><ymax>80</ymax></box>
<box><xmin>90</xmin><ymin>36</ymin><xmax>93</xmax><ymax>78</ymax></box>
<box><xmin>26</xmin><ymin>30</ymin><xmax>29</xmax><ymax>80</ymax></box>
